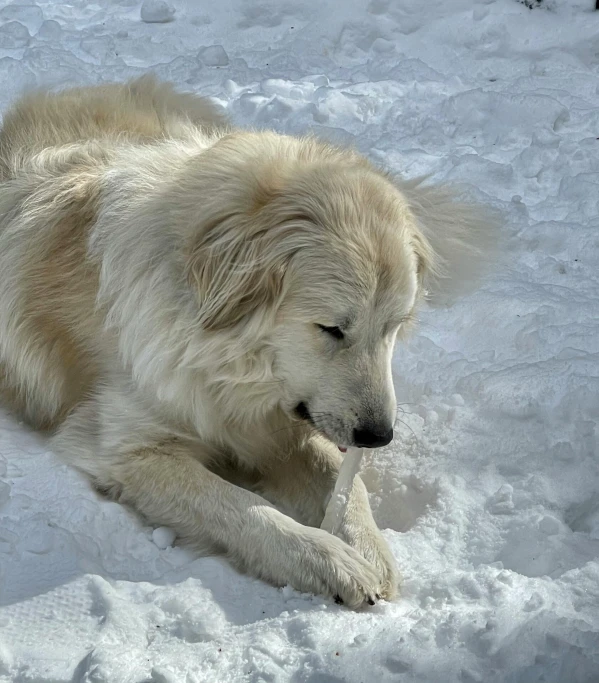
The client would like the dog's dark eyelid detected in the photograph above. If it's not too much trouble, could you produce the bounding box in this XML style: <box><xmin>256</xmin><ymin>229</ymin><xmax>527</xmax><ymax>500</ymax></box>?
<box><xmin>317</xmin><ymin>324</ymin><xmax>345</xmax><ymax>340</ymax></box>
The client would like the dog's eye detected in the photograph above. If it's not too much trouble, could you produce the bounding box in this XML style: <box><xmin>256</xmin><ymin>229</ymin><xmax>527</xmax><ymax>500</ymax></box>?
<box><xmin>317</xmin><ymin>324</ymin><xmax>345</xmax><ymax>340</ymax></box>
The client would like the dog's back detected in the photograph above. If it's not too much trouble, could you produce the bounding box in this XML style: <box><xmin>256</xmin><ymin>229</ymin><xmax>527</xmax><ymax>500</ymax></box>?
<box><xmin>0</xmin><ymin>77</ymin><xmax>225</xmax><ymax>429</ymax></box>
<box><xmin>0</xmin><ymin>75</ymin><xmax>226</xmax><ymax>179</ymax></box>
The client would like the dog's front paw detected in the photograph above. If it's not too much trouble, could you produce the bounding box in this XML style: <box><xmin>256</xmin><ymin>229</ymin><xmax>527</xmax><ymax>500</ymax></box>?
<box><xmin>341</xmin><ymin>523</ymin><xmax>399</xmax><ymax>601</ymax></box>
<box><xmin>295</xmin><ymin>528</ymin><xmax>385</xmax><ymax>609</ymax></box>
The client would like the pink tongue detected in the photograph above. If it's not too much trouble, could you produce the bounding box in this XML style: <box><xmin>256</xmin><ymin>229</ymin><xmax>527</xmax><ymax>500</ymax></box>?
<box><xmin>338</xmin><ymin>446</ymin><xmax>347</xmax><ymax>453</ymax></box>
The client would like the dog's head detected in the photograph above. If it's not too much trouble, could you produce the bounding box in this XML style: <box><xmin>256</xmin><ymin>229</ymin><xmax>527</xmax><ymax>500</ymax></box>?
<box><xmin>184</xmin><ymin>133</ymin><xmax>496</xmax><ymax>449</ymax></box>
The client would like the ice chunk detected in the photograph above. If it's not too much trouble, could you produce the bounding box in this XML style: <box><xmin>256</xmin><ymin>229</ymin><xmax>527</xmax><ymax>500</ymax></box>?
<box><xmin>37</xmin><ymin>20</ymin><xmax>62</xmax><ymax>41</ymax></box>
<box><xmin>152</xmin><ymin>526</ymin><xmax>176</xmax><ymax>549</ymax></box>
<box><xmin>140</xmin><ymin>0</ymin><xmax>175</xmax><ymax>23</ymax></box>
<box><xmin>198</xmin><ymin>45</ymin><xmax>229</xmax><ymax>67</ymax></box>
<box><xmin>0</xmin><ymin>21</ymin><xmax>30</xmax><ymax>49</ymax></box>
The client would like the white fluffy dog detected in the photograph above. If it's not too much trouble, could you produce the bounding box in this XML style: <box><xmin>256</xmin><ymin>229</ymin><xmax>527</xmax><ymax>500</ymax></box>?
<box><xmin>0</xmin><ymin>76</ymin><xmax>495</xmax><ymax>607</ymax></box>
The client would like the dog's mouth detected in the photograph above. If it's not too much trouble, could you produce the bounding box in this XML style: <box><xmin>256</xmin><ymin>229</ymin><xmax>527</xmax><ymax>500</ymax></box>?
<box><xmin>294</xmin><ymin>402</ymin><xmax>347</xmax><ymax>453</ymax></box>
<box><xmin>294</xmin><ymin>401</ymin><xmax>313</xmax><ymax>424</ymax></box>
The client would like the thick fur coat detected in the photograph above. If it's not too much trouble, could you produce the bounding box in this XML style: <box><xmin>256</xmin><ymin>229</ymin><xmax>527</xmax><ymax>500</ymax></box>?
<box><xmin>0</xmin><ymin>76</ymin><xmax>496</xmax><ymax>607</ymax></box>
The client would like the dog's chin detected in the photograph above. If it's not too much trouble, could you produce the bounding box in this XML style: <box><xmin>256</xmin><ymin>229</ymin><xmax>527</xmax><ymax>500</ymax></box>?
<box><xmin>293</xmin><ymin>402</ymin><xmax>348</xmax><ymax>453</ymax></box>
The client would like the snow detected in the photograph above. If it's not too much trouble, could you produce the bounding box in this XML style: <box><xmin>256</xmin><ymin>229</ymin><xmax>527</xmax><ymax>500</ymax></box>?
<box><xmin>0</xmin><ymin>0</ymin><xmax>598</xmax><ymax>681</ymax></box>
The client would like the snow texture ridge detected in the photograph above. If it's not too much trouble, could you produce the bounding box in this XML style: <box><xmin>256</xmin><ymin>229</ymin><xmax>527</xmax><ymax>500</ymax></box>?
<box><xmin>0</xmin><ymin>0</ymin><xmax>598</xmax><ymax>681</ymax></box>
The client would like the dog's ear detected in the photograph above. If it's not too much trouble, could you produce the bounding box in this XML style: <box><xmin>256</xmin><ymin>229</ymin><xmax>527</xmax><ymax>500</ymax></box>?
<box><xmin>186</xmin><ymin>220</ymin><xmax>293</xmax><ymax>330</ymax></box>
<box><xmin>181</xmin><ymin>142</ymin><xmax>306</xmax><ymax>331</ymax></box>
<box><xmin>402</xmin><ymin>178</ymin><xmax>500</xmax><ymax>304</ymax></box>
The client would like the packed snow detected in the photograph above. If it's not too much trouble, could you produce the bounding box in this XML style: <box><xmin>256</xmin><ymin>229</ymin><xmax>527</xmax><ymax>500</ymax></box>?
<box><xmin>0</xmin><ymin>0</ymin><xmax>598</xmax><ymax>681</ymax></box>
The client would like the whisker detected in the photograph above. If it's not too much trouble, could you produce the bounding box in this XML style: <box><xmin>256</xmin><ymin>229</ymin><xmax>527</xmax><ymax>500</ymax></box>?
<box><xmin>393</xmin><ymin>416</ymin><xmax>417</xmax><ymax>440</ymax></box>
<box><xmin>395</xmin><ymin>403</ymin><xmax>416</xmax><ymax>418</ymax></box>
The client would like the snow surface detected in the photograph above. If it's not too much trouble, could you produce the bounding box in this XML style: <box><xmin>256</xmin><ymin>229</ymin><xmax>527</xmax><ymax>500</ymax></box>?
<box><xmin>1</xmin><ymin>0</ymin><xmax>599</xmax><ymax>681</ymax></box>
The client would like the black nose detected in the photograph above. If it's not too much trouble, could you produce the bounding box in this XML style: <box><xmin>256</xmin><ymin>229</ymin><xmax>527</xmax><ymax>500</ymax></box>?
<box><xmin>352</xmin><ymin>425</ymin><xmax>394</xmax><ymax>448</ymax></box>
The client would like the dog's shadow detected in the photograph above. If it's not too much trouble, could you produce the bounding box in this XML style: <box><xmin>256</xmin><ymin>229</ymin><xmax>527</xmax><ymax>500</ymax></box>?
<box><xmin>0</xmin><ymin>426</ymin><xmax>347</xmax><ymax>633</ymax></box>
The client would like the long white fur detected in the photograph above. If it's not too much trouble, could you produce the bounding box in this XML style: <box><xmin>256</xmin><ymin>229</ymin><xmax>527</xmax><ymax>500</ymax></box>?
<box><xmin>0</xmin><ymin>76</ymin><xmax>499</xmax><ymax>608</ymax></box>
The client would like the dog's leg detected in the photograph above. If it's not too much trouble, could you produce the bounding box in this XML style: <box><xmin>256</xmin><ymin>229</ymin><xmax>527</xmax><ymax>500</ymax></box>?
<box><xmin>257</xmin><ymin>440</ymin><xmax>399</xmax><ymax>600</ymax></box>
<box><xmin>52</xmin><ymin>397</ymin><xmax>385</xmax><ymax>608</ymax></box>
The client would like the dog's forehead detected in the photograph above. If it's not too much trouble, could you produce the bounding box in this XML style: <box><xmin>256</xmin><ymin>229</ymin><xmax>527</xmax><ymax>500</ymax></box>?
<box><xmin>287</xmin><ymin>167</ymin><xmax>420</xmax><ymax>318</ymax></box>
<box><xmin>308</xmin><ymin>229</ymin><xmax>417</xmax><ymax>322</ymax></box>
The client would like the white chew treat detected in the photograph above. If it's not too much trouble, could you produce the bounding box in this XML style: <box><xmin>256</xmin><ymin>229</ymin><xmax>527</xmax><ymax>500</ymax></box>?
<box><xmin>321</xmin><ymin>447</ymin><xmax>364</xmax><ymax>536</ymax></box>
